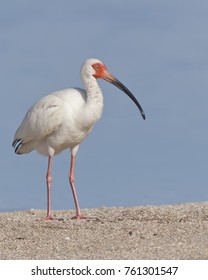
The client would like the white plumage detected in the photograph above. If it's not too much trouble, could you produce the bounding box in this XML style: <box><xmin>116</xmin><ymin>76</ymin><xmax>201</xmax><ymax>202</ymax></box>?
<box><xmin>13</xmin><ymin>58</ymin><xmax>145</xmax><ymax>219</ymax></box>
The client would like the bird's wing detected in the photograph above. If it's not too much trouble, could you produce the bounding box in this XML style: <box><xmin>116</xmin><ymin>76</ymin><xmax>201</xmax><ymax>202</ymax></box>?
<box><xmin>13</xmin><ymin>95</ymin><xmax>64</xmax><ymax>152</ymax></box>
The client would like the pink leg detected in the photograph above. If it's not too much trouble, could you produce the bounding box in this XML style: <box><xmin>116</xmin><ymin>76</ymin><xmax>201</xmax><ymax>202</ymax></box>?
<box><xmin>45</xmin><ymin>156</ymin><xmax>54</xmax><ymax>220</ymax></box>
<box><xmin>69</xmin><ymin>155</ymin><xmax>88</xmax><ymax>219</ymax></box>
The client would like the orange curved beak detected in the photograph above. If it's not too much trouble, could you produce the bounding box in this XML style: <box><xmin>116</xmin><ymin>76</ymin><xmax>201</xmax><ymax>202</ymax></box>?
<box><xmin>102</xmin><ymin>70</ymin><xmax>145</xmax><ymax>120</ymax></box>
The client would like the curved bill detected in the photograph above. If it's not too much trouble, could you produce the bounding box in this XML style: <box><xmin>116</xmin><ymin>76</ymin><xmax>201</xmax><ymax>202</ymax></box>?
<box><xmin>102</xmin><ymin>70</ymin><xmax>146</xmax><ymax>120</ymax></box>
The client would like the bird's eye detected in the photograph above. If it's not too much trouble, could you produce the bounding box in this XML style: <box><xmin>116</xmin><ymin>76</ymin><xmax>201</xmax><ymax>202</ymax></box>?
<box><xmin>96</xmin><ymin>65</ymin><xmax>100</xmax><ymax>69</ymax></box>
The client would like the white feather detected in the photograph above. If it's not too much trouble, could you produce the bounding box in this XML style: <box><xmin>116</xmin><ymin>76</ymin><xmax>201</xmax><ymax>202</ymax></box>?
<box><xmin>13</xmin><ymin>59</ymin><xmax>104</xmax><ymax>157</ymax></box>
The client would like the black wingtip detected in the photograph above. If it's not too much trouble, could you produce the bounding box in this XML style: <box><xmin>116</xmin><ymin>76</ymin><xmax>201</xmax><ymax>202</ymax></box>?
<box><xmin>12</xmin><ymin>139</ymin><xmax>23</xmax><ymax>154</ymax></box>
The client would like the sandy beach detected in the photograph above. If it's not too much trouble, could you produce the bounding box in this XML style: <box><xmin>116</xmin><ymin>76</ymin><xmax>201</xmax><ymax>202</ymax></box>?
<box><xmin>0</xmin><ymin>202</ymin><xmax>208</xmax><ymax>260</ymax></box>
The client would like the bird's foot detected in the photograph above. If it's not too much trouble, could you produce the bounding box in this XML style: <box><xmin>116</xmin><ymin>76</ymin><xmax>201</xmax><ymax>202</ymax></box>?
<box><xmin>44</xmin><ymin>214</ymin><xmax>55</xmax><ymax>220</ymax></box>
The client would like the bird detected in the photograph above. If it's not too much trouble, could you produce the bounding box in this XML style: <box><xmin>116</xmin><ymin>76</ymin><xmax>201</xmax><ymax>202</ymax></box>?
<box><xmin>12</xmin><ymin>58</ymin><xmax>145</xmax><ymax>220</ymax></box>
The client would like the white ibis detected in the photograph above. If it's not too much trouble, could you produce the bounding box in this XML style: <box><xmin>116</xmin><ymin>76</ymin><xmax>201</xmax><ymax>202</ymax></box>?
<box><xmin>12</xmin><ymin>58</ymin><xmax>145</xmax><ymax>220</ymax></box>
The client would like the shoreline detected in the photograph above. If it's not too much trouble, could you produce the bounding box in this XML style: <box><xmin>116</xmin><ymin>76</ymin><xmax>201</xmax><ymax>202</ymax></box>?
<box><xmin>0</xmin><ymin>202</ymin><xmax>208</xmax><ymax>259</ymax></box>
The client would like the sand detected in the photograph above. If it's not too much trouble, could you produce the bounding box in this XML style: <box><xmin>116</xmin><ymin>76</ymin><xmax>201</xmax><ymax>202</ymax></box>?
<box><xmin>0</xmin><ymin>202</ymin><xmax>208</xmax><ymax>260</ymax></box>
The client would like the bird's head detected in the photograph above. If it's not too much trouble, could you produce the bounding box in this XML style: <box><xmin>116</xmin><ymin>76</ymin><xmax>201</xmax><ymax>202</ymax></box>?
<box><xmin>81</xmin><ymin>58</ymin><xmax>145</xmax><ymax>120</ymax></box>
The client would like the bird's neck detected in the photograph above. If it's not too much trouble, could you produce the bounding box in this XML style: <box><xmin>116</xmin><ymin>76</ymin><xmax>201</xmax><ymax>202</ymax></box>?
<box><xmin>84</xmin><ymin>77</ymin><xmax>104</xmax><ymax>122</ymax></box>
